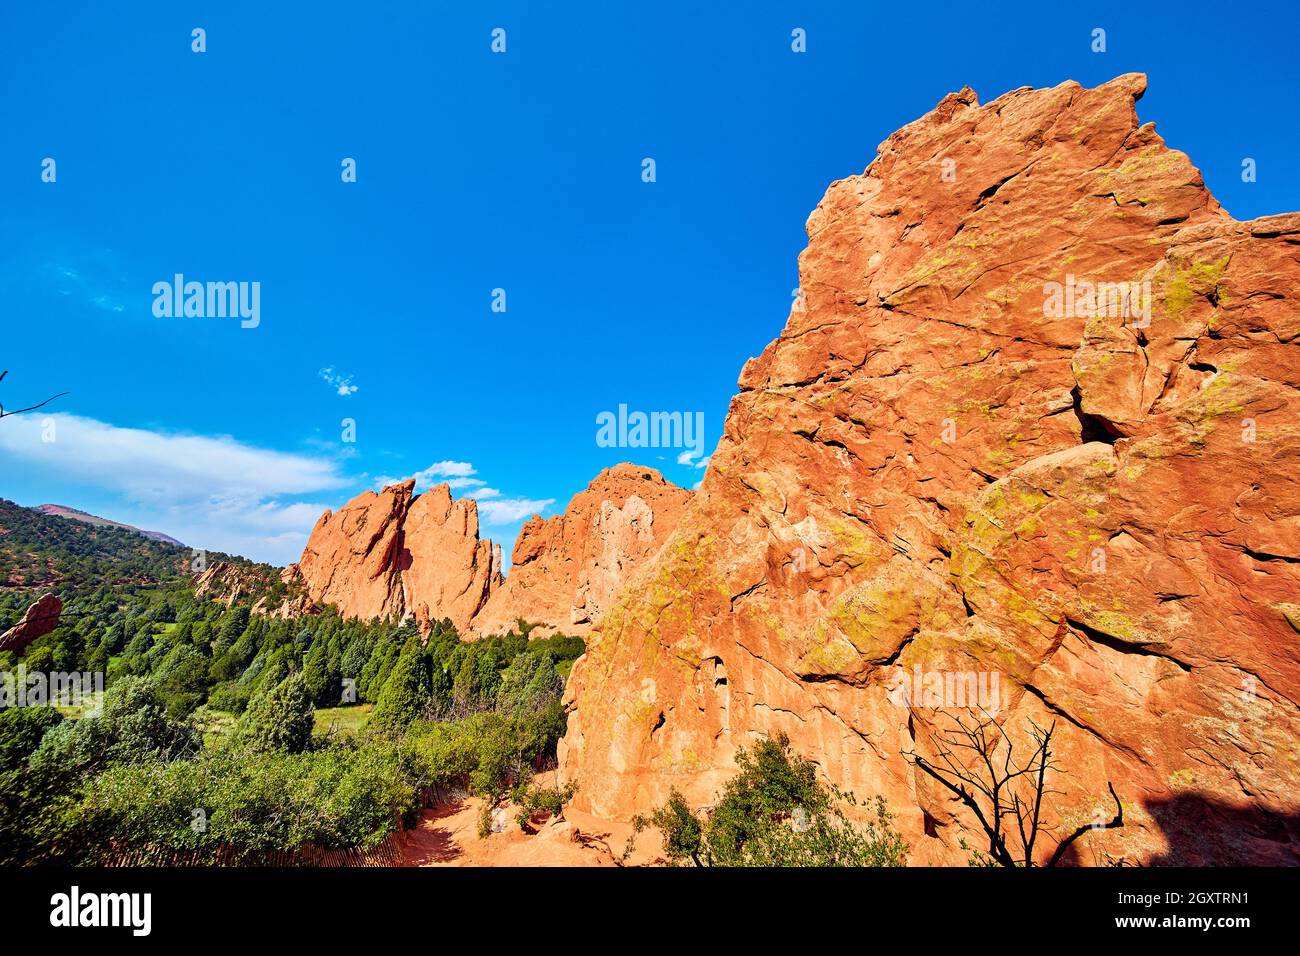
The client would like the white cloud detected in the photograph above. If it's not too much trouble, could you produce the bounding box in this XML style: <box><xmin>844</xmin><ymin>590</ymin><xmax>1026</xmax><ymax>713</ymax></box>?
<box><xmin>375</xmin><ymin>460</ymin><xmax>478</xmax><ymax>492</ymax></box>
<box><xmin>478</xmin><ymin>496</ymin><xmax>554</xmax><ymax>525</ymax></box>
<box><xmin>373</xmin><ymin>461</ymin><xmax>550</xmax><ymax>525</ymax></box>
<box><xmin>318</xmin><ymin>367</ymin><xmax>359</xmax><ymax>397</ymax></box>
<box><xmin>0</xmin><ymin>413</ymin><xmax>346</xmax><ymax>501</ymax></box>
<box><xmin>0</xmin><ymin>412</ymin><xmax>348</xmax><ymax>563</ymax></box>
<box><xmin>421</xmin><ymin>460</ymin><xmax>476</xmax><ymax>478</ymax></box>
<box><xmin>677</xmin><ymin>449</ymin><xmax>711</xmax><ymax>469</ymax></box>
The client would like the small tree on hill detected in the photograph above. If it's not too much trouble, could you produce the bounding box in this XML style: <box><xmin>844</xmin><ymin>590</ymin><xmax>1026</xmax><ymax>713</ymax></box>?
<box><xmin>369</xmin><ymin>637</ymin><xmax>431</xmax><ymax>732</ymax></box>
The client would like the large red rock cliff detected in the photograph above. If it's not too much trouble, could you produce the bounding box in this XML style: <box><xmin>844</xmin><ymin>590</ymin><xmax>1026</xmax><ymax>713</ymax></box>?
<box><xmin>472</xmin><ymin>465</ymin><xmax>692</xmax><ymax>637</ymax></box>
<box><xmin>558</xmin><ymin>75</ymin><xmax>1300</xmax><ymax>865</ymax></box>
<box><xmin>289</xmin><ymin>466</ymin><xmax>690</xmax><ymax>639</ymax></box>
<box><xmin>289</xmin><ymin>479</ymin><xmax>501</xmax><ymax>633</ymax></box>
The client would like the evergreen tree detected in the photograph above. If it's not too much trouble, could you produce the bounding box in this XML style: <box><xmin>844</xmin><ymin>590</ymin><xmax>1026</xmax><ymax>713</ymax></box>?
<box><xmin>238</xmin><ymin>673</ymin><xmax>314</xmax><ymax>754</ymax></box>
<box><xmin>496</xmin><ymin>650</ymin><xmax>564</xmax><ymax>714</ymax></box>
<box><xmin>370</xmin><ymin>637</ymin><xmax>431</xmax><ymax>732</ymax></box>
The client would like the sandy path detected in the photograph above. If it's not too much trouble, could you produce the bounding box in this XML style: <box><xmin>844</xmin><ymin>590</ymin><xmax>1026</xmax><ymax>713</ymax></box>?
<box><xmin>395</xmin><ymin>795</ymin><xmax>660</xmax><ymax>867</ymax></box>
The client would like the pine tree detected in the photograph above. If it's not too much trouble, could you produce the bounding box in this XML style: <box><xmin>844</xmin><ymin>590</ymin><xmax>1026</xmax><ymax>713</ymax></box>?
<box><xmin>238</xmin><ymin>673</ymin><xmax>314</xmax><ymax>753</ymax></box>
<box><xmin>369</xmin><ymin>637</ymin><xmax>431</xmax><ymax>732</ymax></box>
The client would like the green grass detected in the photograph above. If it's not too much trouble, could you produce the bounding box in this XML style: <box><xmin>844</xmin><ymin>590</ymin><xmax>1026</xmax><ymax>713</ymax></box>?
<box><xmin>314</xmin><ymin>703</ymin><xmax>373</xmax><ymax>738</ymax></box>
<box><xmin>55</xmin><ymin>688</ymin><xmax>103</xmax><ymax>720</ymax></box>
<box><xmin>192</xmin><ymin>706</ymin><xmax>238</xmax><ymax>749</ymax></box>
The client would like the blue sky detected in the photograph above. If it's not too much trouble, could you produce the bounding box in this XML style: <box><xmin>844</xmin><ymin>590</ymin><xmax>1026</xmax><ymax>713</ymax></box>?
<box><xmin>1</xmin><ymin>1</ymin><xmax>1296</xmax><ymax>565</ymax></box>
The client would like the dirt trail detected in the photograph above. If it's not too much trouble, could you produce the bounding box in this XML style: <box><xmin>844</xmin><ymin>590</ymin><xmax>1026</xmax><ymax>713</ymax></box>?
<box><xmin>395</xmin><ymin>795</ymin><xmax>660</xmax><ymax>867</ymax></box>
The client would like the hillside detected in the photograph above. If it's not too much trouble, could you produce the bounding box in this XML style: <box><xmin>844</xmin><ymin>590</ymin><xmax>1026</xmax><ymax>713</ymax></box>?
<box><xmin>34</xmin><ymin>504</ymin><xmax>185</xmax><ymax>547</ymax></box>
<box><xmin>0</xmin><ymin>498</ymin><xmax>261</xmax><ymax>632</ymax></box>
<box><xmin>0</xmin><ymin>497</ymin><xmax>188</xmax><ymax>595</ymax></box>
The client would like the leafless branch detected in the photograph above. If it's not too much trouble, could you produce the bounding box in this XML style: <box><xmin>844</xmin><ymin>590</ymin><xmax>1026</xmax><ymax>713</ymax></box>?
<box><xmin>907</xmin><ymin>712</ymin><xmax>1124</xmax><ymax>867</ymax></box>
<box><xmin>0</xmin><ymin>370</ymin><xmax>69</xmax><ymax>419</ymax></box>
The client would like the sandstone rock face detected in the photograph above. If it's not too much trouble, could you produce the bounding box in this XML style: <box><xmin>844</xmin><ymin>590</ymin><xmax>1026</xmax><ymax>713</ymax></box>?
<box><xmin>402</xmin><ymin>484</ymin><xmax>503</xmax><ymax>633</ymax></box>
<box><xmin>0</xmin><ymin>593</ymin><xmax>62</xmax><ymax>653</ymax></box>
<box><xmin>472</xmin><ymin>465</ymin><xmax>692</xmax><ymax>637</ymax></box>
<box><xmin>293</xmin><ymin>480</ymin><xmax>501</xmax><ymax>633</ymax></box>
<box><xmin>559</xmin><ymin>75</ymin><xmax>1300</xmax><ymax>865</ymax></box>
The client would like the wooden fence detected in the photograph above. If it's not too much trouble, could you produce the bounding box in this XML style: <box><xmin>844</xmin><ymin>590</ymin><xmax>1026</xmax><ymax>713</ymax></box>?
<box><xmin>98</xmin><ymin>827</ymin><xmax>410</xmax><ymax>867</ymax></box>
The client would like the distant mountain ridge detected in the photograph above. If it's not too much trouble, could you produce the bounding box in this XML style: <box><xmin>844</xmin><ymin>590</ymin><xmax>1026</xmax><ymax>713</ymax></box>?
<box><xmin>34</xmin><ymin>504</ymin><xmax>186</xmax><ymax>547</ymax></box>
<box><xmin>0</xmin><ymin>498</ymin><xmax>258</xmax><ymax>601</ymax></box>
<box><xmin>0</xmin><ymin>497</ymin><xmax>188</xmax><ymax>594</ymax></box>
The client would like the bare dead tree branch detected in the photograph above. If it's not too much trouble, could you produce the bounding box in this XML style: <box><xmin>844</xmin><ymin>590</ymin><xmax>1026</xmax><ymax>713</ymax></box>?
<box><xmin>1046</xmin><ymin>781</ymin><xmax>1124</xmax><ymax>867</ymax></box>
<box><xmin>906</xmin><ymin>713</ymin><xmax>1124</xmax><ymax>867</ymax></box>
<box><xmin>0</xmin><ymin>370</ymin><xmax>69</xmax><ymax>419</ymax></box>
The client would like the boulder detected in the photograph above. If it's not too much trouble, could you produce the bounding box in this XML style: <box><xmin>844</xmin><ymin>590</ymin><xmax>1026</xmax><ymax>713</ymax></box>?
<box><xmin>0</xmin><ymin>593</ymin><xmax>62</xmax><ymax>653</ymax></box>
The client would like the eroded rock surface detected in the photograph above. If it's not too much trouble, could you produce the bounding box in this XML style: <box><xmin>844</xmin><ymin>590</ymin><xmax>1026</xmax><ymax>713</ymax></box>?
<box><xmin>559</xmin><ymin>75</ymin><xmax>1300</xmax><ymax>865</ymax></box>
<box><xmin>472</xmin><ymin>465</ymin><xmax>692</xmax><ymax>637</ymax></box>
<box><xmin>0</xmin><ymin>593</ymin><xmax>62</xmax><ymax>653</ymax></box>
<box><xmin>292</xmin><ymin>480</ymin><xmax>500</xmax><ymax>633</ymax></box>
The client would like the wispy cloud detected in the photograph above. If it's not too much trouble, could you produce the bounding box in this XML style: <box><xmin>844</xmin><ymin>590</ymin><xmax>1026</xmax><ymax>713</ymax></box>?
<box><xmin>0</xmin><ymin>412</ymin><xmax>348</xmax><ymax>562</ymax></box>
<box><xmin>317</xmin><ymin>367</ymin><xmax>359</xmax><ymax>397</ymax></box>
<box><xmin>677</xmin><ymin>449</ymin><xmax>711</xmax><ymax>469</ymax></box>
<box><xmin>375</xmin><ymin>461</ymin><xmax>552</xmax><ymax>526</ymax></box>
<box><xmin>375</xmin><ymin>460</ymin><xmax>477</xmax><ymax>492</ymax></box>
<box><xmin>49</xmin><ymin>261</ymin><xmax>127</xmax><ymax>313</ymax></box>
<box><xmin>478</xmin><ymin>496</ymin><xmax>554</xmax><ymax>524</ymax></box>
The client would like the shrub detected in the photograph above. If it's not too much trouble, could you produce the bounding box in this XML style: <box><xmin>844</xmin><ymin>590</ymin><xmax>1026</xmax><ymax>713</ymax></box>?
<box><xmin>30</xmin><ymin>677</ymin><xmax>201</xmax><ymax>778</ymax></box>
<box><xmin>74</xmin><ymin>741</ymin><xmax>418</xmax><ymax>861</ymax></box>
<box><xmin>637</xmin><ymin>790</ymin><xmax>705</xmax><ymax>865</ymax></box>
<box><xmin>515</xmin><ymin>781</ymin><xmax>578</xmax><ymax>829</ymax></box>
<box><xmin>400</xmin><ymin>704</ymin><xmax>568</xmax><ymax>805</ymax></box>
<box><xmin>0</xmin><ymin>706</ymin><xmax>63</xmax><ymax>773</ymax></box>
<box><xmin>237</xmin><ymin>673</ymin><xmax>314</xmax><ymax>754</ymax></box>
<box><xmin>633</xmin><ymin>734</ymin><xmax>907</xmax><ymax>867</ymax></box>
<box><xmin>704</xmin><ymin>732</ymin><xmax>828</xmax><ymax>862</ymax></box>
<box><xmin>206</xmin><ymin>681</ymin><xmax>251</xmax><ymax>714</ymax></box>
<box><xmin>0</xmin><ymin>759</ymin><xmax>79</xmax><ymax>865</ymax></box>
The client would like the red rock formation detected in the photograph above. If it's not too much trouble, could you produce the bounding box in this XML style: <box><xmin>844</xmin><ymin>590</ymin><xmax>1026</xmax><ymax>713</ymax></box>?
<box><xmin>0</xmin><ymin>593</ymin><xmax>62</xmax><ymax>653</ymax></box>
<box><xmin>472</xmin><ymin>465</ymin><xmax>692</xmax><ymax>637</ymax></box>
<box><xmin>559</xmin><ymin>75</ymin><xmax>1300</xmax><ymax>865</ymax></box>
<box><xmin>293</xmin><ymin>480</ymin><xmax>414</xmax><ymax>622</ymax></box>
<box><xmin>402</xmin><ymin>484</ymin><xmax>502</xmax><ymax>633</ymax></box>
<box><xmin>291</xmin><ymin>479</ymin><xmax>500</xmax><ymax>633</ymax></box>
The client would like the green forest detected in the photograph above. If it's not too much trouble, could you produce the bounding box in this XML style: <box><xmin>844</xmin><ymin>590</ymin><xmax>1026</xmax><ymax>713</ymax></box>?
<box><xmin>0</xmin><ymin>499</ymin><xmax>584</xmax><ymax>864</ymax></box>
